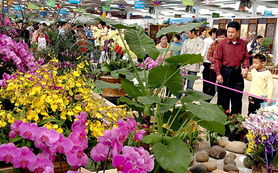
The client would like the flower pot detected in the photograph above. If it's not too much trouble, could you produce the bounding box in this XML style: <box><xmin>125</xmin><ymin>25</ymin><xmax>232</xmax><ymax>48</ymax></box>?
<box><xmin>0</xmin><ymin>161</ymin><xmax>70</xmax><ymax>173</ymax></box>
<box><xmin>99</xmin><ymin>76</ymin><xmax>127</xmax><ymax>98</ymax></box>
<box><xmin>79</xmin><ymin>167</ymin><xmax>117</xmax><ymax>173</ymax></box>
<box><xmin>252</xmin><ymin>163</ymin><xmax>278</xmax><ymax>173</ymax></box>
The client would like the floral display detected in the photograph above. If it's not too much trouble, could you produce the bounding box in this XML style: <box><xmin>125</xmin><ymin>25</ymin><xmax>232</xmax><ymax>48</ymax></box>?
<box><xmin>0</xmin><ymin>34</ymin><xmax>39</xmax><ymax>82</ymax></box>
<box><xmin>242</xmin><ymin>105</ymin><xmax>278</xmax><ymax>171</ymax></box>
<box><xmin>0</xmin><ymin>112</ymin><xmax>88</xmax><ymax>172</ymax></box>
<box><xmin>0</xmin><ymin>59</ymin><xmax>128</xmax><ymax>138</ymax></box>
<box><xmin>91</xmin><ymin>27</ymin><xmax>137</xmax><ymax>59</ymax></box>
<box><xmin>90</xmin><ymin>117</ymin><xmax>154</xmax><ymax>172</ymax></box>
<box><xmin>0</xmin><ymin>16</ymin><xmax>276</xmax><ymax>173</ymax></box>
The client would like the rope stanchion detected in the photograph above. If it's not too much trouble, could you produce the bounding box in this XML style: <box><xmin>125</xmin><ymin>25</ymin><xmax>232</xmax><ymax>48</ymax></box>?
<box><xmin>181</xmin><ymin>73</ymin><xmax>277</xmax><ymax>104</ymax></box>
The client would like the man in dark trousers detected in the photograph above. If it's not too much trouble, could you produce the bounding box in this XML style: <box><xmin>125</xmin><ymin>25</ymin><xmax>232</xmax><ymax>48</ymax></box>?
<box><xmin>214</xmin><ymin>22</ymin><xmax>249</xmax><ymax>114</ymax></box>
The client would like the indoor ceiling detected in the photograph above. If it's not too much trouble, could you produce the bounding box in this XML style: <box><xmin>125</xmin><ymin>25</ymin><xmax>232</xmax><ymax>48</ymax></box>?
<box><xmin>1</xmin><ymin>0</ymin><xmax>278</xmax><ymax>20</ymax></box>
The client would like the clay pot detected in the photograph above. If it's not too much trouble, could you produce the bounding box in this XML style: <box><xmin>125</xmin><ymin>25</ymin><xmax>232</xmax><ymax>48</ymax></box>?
<box><xmin>99</xmin><ymin>76</ymin><xmax>127</xmax><ymax>98</ymax></box>
<box><xmin>252</xmin><ymin>162</ymin><xmax>278</xmax><ymax>173</ymax></box>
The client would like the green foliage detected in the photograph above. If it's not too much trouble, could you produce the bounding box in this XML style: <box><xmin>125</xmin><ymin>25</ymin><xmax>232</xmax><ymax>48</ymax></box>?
<box><xmin>121</xmin><ymin>78</ymin><xmax>142</xmax><ymax>98</ymax></box>
<box><xmin>181</xmin><ymin>90</ymin><xmax>212</xmax><ymax>103</ymax></box>
<box><xmin>142</xmin><ymin>133</ymin><xmax>163</xmax><ymax>145</ymax></box>
<box><xmin>261</xmin><ymin>37</ymin><xmax>273</xmax><ymax>50</ymax></box>
<box><xmin>101</xmin><ymin>59</ymin><xmax>131</xmax><ymax>72</ymax></box>
<box><xmin>152</xmin><ymin>137</ymin><xmax>191</xmax><ymax>173</ymax></box>
<box><xmin>160</xmin><ymin>98</ymin><xmax>178</xmax><ymax>113</ymax></box>
<box><xmin>125</xmin><ymin>27</ymin><xmax>159</xmax><ymax>59</ymax></box>
<box><xmin>88</xmin><ymin>15</ymin><xmax>137</xmax><ymax>30</ymax></box>
<box><xmin>117</xmin><ymin>97</ymin><xmax>144</xmax><ymax>112</ymax></box>
<box><xmin>89</xmin><ymin>19</ymin><xmax>228</xmax><ymax>173</ymax></box>
<box><xmin>156</xmin><ymin>23</ymin><xmax>203</xmax><ymax>37</ymax></box>
<box><xmin>225</xmin><ymin>113</ymin><xmax>244</xmax><ymax>134</ymax></box>
<box><xmin>138</xmin><ymin>96</ymin><xmax>161</xmax><ymax>105</ymax></box>
<box><xmin>274</xmin><ymin>153</ymin><xmax>278</xmax><ymax>168</ymax></box>
<box><xmin>38</xmin><ymin>118</ymin><xmax>61</xmax><ymax>126</ymax></box>
<box><xmin>166</xmin><ymin>54</ymin><xmax>203</xmax><ymax>65</ymax></box>
<box><xmin>182</xmin><ymin>74</ymin><xmax>200</xmax><ymax>81</ymax></box>
<box><xmin>186</xmin><ymin>101</ymin><xmax>226</xmax><ymax>135</ymax></box>
<box><xmin>94</xmin><ymin>80</ymin><xmax>121</xmax><ymax>89</ymax></box>
<box><xmin>148</xmin><ymin>65</ymin><xmax>183</xmax><ymax>95</ymax></box>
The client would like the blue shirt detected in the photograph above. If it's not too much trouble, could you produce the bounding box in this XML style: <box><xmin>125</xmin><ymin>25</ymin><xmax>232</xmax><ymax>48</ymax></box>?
<box><xmin>171</xmin><ymin>42</ymin><xmax>183</xmax><ymax>56</ymax></box>
<box><xmin>181</xmin><ymin>33</ymin><xmax>187</xmax><ymax>43</ymax></box>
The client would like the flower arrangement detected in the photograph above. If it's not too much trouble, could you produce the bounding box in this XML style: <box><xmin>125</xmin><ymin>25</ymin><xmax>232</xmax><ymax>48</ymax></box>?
<box><xmin>0</xmin><ymin>115</ymin><xmax>153</xmax><ymax>173</ymax></box>
<box><xmin>0</xmin><ymin>58</ymin><xmax>130</xmax><ymax>144</ymax></box>
<box><xmin>0</xmin><ymin>112</ymin><xmax>88</xmax><ymax>172</ymax></box>
<box><xmin>242</xmin><ymin>106</ymin><xmax>278</xmax><ymax>171</ymax></box>
<box><xmin>90</xmin><ymin>117</ymin><xmax>154</xmax><ymax>172</ymax></box>
<box><xmin>0</xmin><ymin>34</ymin><xmax>39</xmax><ymax>81</ymax></box>
<box><xmin>224</xmin><ymin>111</ymin><xmax>246</xmax><ymax>141</ymax></box>
<box><xmin>91</xmin><ymin>26</ymin><xmax>137</xmax><ymax>59</ymax></box>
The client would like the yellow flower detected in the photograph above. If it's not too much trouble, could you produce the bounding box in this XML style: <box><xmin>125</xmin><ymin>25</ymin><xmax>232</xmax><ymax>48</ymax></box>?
<box><xmin>73</xmin><ymin>71</ymin><xmax>80</xmax><ymax>77</ymax></box>
<box><xmin>0</xmin><ymin>121</ymin><xmax>7</xmax><ymax>127</ymax></box>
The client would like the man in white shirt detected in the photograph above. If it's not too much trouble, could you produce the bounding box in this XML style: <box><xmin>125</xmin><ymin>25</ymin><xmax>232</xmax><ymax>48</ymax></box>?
<box><xmin>201</xmin><ymin>28</ymin><xmax>217</xmax><ymax>96</ymax></box>
<box><xmin>181</xmin><ymin>28</ymin><xmax>204</xmax><ymax>90</ymax></box>
<box><xmin>58</xmin><ymin>22</ymin><xmax>69</xmax><ymax>36</ymax></box>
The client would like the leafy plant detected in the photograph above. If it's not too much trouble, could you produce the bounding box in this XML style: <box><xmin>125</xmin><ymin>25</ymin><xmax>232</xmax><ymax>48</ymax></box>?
<box><xmin>261</xmin><ymin>37</ymin><xmax>273</xmax><ymax>51</ymax></box>
<box><xmin>225</xmin><ymin>113</ymin><xmax>244</xmax><ymax>134</ymax></box>
<box><xmin>89</xmin><ymin>17</ymin><xmax>227</xmax><ymax>172</ymax></box>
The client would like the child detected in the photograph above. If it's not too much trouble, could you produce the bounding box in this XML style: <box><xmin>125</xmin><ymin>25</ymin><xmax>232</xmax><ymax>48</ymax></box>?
<box><xmin>36</xmin><ymin>29</ymin><xmax>50</xmax><ymax>51</ymax></box>
<box><xmin>170</xmin><ymin>34</ymin><xmax>183</xmax><ymax>56</ymax></box>
<box><xmin>245</xmin><ymin>54</ymin><xmax>274</xmax><ymax>115</ymax></box>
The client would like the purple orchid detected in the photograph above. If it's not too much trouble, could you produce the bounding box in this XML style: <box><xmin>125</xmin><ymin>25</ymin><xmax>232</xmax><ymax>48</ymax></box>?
<box><xmin>50</xmin><ymin>135</ymin><xmax>73</xmax><ymax>154</ymax></box>
<box><xmin>37</xmin><ymin>127</ymin><xmax>60</xmax><ymax>145</ymax></box>
<box><xmin>68</xmin><ymin>132</ymin><xmax>88</xmax><ymax>150</ymax></box>
<box><xmin>66</xmin><ymin>146</ymin><xmax>88</xmax><ymax>169</ymax></box>
<box><xmin>29</xmin><ymin>157</ymin><xmax>54</xmax><ymax>173</ymax></box>
<box><xmin>0</xmin><ymin>143</ymin><xmax>20</xmax><ymax>164</ymax></box>
<box><xmin>112</xmin><ymin>155</ymin><xmax>133</xmax><ymax>173</ymax></box>
<box><xmin>13</xmin><ymin>147</ymin><xmax>37</xmax><ymax>170</ymax></box>
<box><xmin>18</xmin><ymin>122</ymin><xmax>39</xmax><ymax>141</ymax></box>
<box><xmin>37</xmin><ymin>148</ymin><xmax>56</xmax><ymax>162</ymax></box>
<box><xmin>114</xmin><ymin>146</ymin><xmax>154</xmax><ymax>173</ymax></box>
<box><xmin>90</xmin><ymin>143</ymin><xmax>111</xmax><ymax>162</ymax></box>
<box><xmin>134</xmin><ymin>129</ymin><xmax>146</xmax><ymax>141</ymax></box>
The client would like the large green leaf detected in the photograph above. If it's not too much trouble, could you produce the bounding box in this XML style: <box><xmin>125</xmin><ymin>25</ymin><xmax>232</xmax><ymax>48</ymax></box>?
<box><xmin>153</xmin><ymin>137</ymin><xmax>191</xmax><ymax>173</ymax></box>
<box><xmin>197</xmin><ymin>120</ymin><xmax>225</xmax><ymax>135</ymax></box>
<box><xmin>94</xmin><ymin>80</ymin><xmax>121</xmax><ymax>89</ymax></box>
<box><xmin>86</xmin><ymin>15</ymin><xmax>136</xmax><ymax>29</ymax></box>
<box><xmin>181</xmin><ymin>90</ymin><xmax>212</xmax><ymax>103</ymax></box>
<box><xmin>138</xmin><ymin>95</ymin><xmax>161</xmax><ymax>105</ymax></box>
<box><xmin>148</xmin><ymin>65</ymin><xmax>183</xmax><ymax>95</ymax></box>
<box><xmin>125</xmin><ymin>27</ymin><xmax>159</xmax><ymax>59</ymax></box>
<box><xmin>182</xmin><ymin>74</ymin><xmax>200</xmax><ymax>81</ymax></box>
<box><xmin>121</xmin><ymin>78</ymin><xmax>142</xmax><ymax>98</ymax></box>
<box><xmin>117</xmin><ymin>97</ymin><xmax>144</xmax><ymax>112</ymax></box>
<box><xmin>160</xmin><ymin>98</ymin><xmax>178</xmax><ymax>113</ymax></box>
<box><xmin>156</xmin><ymin>23</ymin><xmax>203</xmax><ymax>37</ymax></box>
<box><xmin>142</xmin><ymin>133</ymin><xmax>163</xmax><ymax>145</ymax></box>
<box><xmin>186</xmin><ymin>100</ymin><xmax>226</xmax><ymax>124</ymax></box>
<box><xmin>186</xmin><ymin>100</ymin><xmax>226</xmax><ymax>134</ymax></box>
<box><xmin>166</xmin><ymin>54</ymin><xmax>203</xmax><ymax>65</ymax></box>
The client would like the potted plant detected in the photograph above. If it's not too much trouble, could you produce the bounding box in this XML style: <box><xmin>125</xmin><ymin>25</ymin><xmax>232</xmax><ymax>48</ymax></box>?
<box><xmin>89</xmin><ymin>17</ymin><xmax>227</xmax><ymax>172</ymax></box>
<box><xmin>261</xmin><ymin>37</ymin><xmax>274</xmax><ymax>66</ymax></box>
<box><xmin>242</xmin><ymin>106</ymin><xmax>278</xmax><ymax>173</ymax></box>
<box><xmin>225</xmin><ymin>111</ymin><xmax>247</xmax><ymax>141</ymax></box>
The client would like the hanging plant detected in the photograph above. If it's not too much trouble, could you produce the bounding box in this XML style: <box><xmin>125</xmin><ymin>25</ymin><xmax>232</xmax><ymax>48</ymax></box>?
<box><xmin>239</xmin><ymin>0</ymin><xmax>252</xmax><ymax>10</ymax></box>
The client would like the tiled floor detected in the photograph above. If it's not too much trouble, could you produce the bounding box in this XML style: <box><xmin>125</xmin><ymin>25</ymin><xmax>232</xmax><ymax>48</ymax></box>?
<box><xmin>193</xmin><ymin>73</ymin><xmax>278</xmax><ymax>116</ymax></box>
